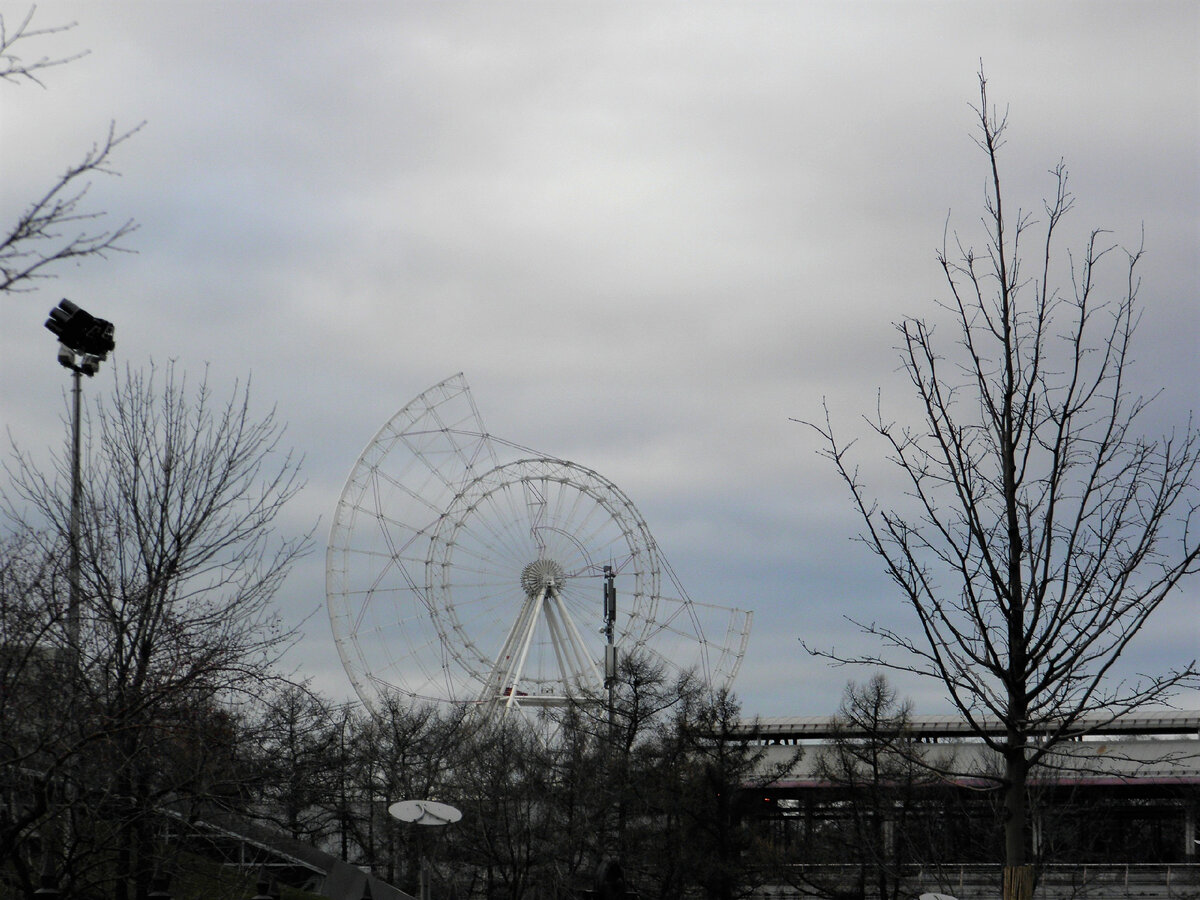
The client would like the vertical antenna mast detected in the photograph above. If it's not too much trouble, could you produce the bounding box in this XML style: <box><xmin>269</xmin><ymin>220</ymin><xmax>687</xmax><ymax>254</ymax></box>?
<box><xmin>603</xmin><ymin>565</ymin><xmax>617</xmax><ymax>714</ymax></box>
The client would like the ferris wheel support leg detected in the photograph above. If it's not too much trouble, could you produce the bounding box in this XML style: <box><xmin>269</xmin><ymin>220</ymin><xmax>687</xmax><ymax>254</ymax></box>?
<box><xmin>552</xmin><ymin>589</ymin><xmax>604</xmax><ymax>686</ymax></box>
<box><xmin>489</xmin><ymin>594</ymin><xmax>532</xmax><ymax>680</ymax></box>
<box><xmin>480</xmin><ymin>592</ymin><xmax>539</xmax><ymax>706</ymax></box>
<box><xmin>541</xmin><ymin>604</ymin><xmax>574</xmax><ymax>688</ymax></box>
<box><xmin>505</xmin><ymin>588</ymin><xmax>546</xmax><ymax>708</ymax></box>
<box><xmin>541</xmin><ymin>597</ymin><xmax>596</xmax><ymax>694</ymax></box>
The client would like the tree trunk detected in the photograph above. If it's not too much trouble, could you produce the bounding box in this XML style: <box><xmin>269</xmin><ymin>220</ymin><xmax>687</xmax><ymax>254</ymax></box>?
<box><xmin>1003</xmin><ymin>743</ymin><xmax>1030</xmax><ymax>899</ymax></box>
<box><xmin>1003</xmin><ymin>865</ymin><xmax>1034</xmax><ymax>900</ymax></box>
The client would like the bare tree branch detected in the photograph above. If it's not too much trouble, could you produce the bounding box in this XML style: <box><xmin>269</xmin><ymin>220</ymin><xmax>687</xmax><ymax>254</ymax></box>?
<box><xmin>0</xmin><ymin>6</ymin><xmax>86</xmax><ymax>86</ymax></box>
<box><xmin>0</xmin><ymin>7</ymin><xmax>140</xmax><ymax>294</ymax></box>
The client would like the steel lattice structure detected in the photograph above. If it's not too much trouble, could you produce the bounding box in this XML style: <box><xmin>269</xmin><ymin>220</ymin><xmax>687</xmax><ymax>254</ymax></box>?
<box><xmin>326</xmin><ymin>374</ymin><xmax>751</xmax><ymax>716</ymax></box>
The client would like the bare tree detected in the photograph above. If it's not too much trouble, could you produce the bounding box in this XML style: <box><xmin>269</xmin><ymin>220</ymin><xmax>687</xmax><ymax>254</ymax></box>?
<box><xmin>0</xmin><ymin>527</ymin><xmax>73</xmax><ymax>892</ymax></box>
<box><xmin>803</xmin><ymin>72</ymin><xmax>1200</xmax><ymax>900</ymax></box>
<box><xmin>556</xmin><ymin>653</ymin><xmax>697</xmax><ymax>868</ymax></box>
<box><xmin>799</xmin><ymin>676</ymin><xmax>949</xmax><ymax>900</ymax></box>
<box><xmin>447</xmin><ymin>715</ymin><xmax>559</xmax><ymax>900</ymax></box>
<box><xmin>604</xmin><ymin>681</ymin><xmax>799</xmax><ymax>900</ymax></box>
<box><xmin>1</xmin><ymin>362</ymin><xmax>309</xmax><ymax>898</ymax></box>
<box><xmin>247</xmin><ymin>683</ymin><xmax>340</xmax><ymax>845</ymax></box>
<box><xmin>0</xmin><ymin>6</ymin><xmax>140</xmax><ymax>294</ymax></box>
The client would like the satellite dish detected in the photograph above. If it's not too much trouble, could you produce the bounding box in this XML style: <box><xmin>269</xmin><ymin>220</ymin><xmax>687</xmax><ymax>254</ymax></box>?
<box><xmin>388</xmin><ymin>799</ymin><xmax>463</xmax><ymax>826</ymax></box>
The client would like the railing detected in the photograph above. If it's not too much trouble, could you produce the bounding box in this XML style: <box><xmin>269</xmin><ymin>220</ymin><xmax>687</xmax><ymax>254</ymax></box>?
<box><xmin>760</xmin><ymin>863</ymin><xmax>1200</xmax><ymax>898</ymax></box>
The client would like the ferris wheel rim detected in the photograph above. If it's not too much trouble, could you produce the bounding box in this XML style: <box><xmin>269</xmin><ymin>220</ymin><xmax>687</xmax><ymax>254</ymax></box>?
<box><xmin>421</xmin><ymin>456</ymin><xmax>661</xmax><ymax>689</ymax></box>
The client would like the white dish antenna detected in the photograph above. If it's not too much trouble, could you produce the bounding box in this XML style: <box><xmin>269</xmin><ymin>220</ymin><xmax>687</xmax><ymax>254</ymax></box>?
<box><xmin>387</xmin><ymin>799</ymin><xmax>463</xmax><ymax>826</ymax></box>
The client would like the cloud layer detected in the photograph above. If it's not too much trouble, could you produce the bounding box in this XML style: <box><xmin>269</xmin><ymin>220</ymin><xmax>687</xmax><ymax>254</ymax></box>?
<box><xmin>2</xmin><ymin>2</ymin><xmax>1196</xmax><ymax>716</ymax></box>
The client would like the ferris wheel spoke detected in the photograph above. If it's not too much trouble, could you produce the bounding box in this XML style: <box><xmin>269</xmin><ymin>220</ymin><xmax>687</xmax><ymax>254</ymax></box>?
<box><xmin>521</xmin><ymin>478</ymin><xmax>548</xmax><ymax>554</ymax></box>
<box><xmin>559</xmin><ymin>498</ymin><xmax>619</xmax><ymax>558</ymax></box>
<box><xmin>487</xmin><ymin>471</ymin><xmax>529</xmax><ymax>550</ymax></box>
<box><xmin>437</xmin><ymin>531</ymin><xmax>522</xmax><ymax>583</ymax></box>
<box><xmin>547</xmin><ymin>588</ymin><xmax>603</xmax><ymax>684</ymax></box>
<box><xmin>466</xmin><ymin>488</ymin><xmax>535</xmax><ymax>566</ymax></box>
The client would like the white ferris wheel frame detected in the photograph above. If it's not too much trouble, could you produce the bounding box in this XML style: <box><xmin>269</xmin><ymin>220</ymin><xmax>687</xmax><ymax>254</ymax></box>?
<box><xmin>326</xmin><ymin>374</ymin><xmax>751</xmax><ymax>717</ymax></box>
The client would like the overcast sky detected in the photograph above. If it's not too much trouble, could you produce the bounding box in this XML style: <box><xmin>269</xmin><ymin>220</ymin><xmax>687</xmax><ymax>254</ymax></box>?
<box><xmin>2</xmin><ymin>1</ymin><xmax>1197</xmax><ymax>717</ymax></box>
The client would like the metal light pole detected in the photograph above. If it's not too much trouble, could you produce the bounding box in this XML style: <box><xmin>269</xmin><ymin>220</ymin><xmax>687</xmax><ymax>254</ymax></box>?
<box><xmin>44</xmin><ymin>299</ymin><xmax>115</xmax><ymax>655</ymax></box>
<box><xmin>67</xmin><ymin>366</ymin><xmax>82</xmax><ymax>652</ymax></box>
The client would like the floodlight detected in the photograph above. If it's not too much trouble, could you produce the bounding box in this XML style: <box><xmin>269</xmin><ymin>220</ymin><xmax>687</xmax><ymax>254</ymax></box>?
<box><xmin>45</xmin><ymin>299</ymin><xmax>115</xmax><ymax>376</ymax></box>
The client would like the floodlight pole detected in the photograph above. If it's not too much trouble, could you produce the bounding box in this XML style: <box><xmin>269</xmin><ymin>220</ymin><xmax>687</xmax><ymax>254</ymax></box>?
<box><xmin>67</xmin><ymin>368</ymin><xmax>83</xmax><ymax>653</ymax></box>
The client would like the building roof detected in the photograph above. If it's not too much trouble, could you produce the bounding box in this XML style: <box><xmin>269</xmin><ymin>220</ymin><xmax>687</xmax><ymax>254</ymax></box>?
<box><xmin>739</xmin><ymin>710</ymin><xmax>1200</xmax><ymax>789</ymax></box>
<box><xmin>734</xmin><ymin>709</ymin><xmax>1200</xmax><ymax>742</ymax></box>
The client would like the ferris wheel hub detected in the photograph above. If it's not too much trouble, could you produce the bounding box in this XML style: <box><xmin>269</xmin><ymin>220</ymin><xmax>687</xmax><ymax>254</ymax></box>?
<box><xmin>520</xmin><ymin>558</ymin><xmax>566</xmax><ymax>597</ymax></box>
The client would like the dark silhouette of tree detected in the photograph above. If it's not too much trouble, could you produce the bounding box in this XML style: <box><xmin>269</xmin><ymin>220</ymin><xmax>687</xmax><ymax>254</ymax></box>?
<box><xmin>803</xmin><ymin>72</ymin><xmax>1200</xmax><ymax>900</ymax></box>
<box><xmin>1</xmin><ymin>363</ymin><xmax>309</xmax><ymax>898</ymax></box>
<box><xmin>555</xmin><ymin>653</ymin><xmax>695</xmax><ymax>878</ymax></box>
<box><xmin>447</xmin><ymin>715</ymin><xmax>560</xmax><ymax>900</ymax></box>
<box><xmin>797</xmin><ymin>675</ymin><xmax>948</xmax><ymax>900</ymax></box>
<box><xmin>0</xmin><ymin>528</ymin><xmax>70</xmax><ymax>892</ymax></box>
<box><xmin>669</xmin><ymin>690</ymin><xmax>797</xmax><ymax>900</ymax></box>
<box><xmin>573</xmin><ymin>669</ymin><xmax>799</xmax><ymax>900</ymax></box>
<box><xmin>247</xmin><ymin>683</ymin><xmax>340</xmax><ymax>845</ymax></box>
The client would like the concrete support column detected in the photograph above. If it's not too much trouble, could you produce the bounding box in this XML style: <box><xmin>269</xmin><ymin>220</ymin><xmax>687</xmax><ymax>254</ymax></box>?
<box><xmin>1184</xmin><ymin>804</ymin><xmax>1195</xmax><ymax>860</ymax></box>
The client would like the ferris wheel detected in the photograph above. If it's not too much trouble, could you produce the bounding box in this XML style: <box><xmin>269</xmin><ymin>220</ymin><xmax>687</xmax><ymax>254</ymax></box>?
<box><xmin>326</xmin><ymin>374</ymin><xmax>751</xmax><ymax>716</ymax></box>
